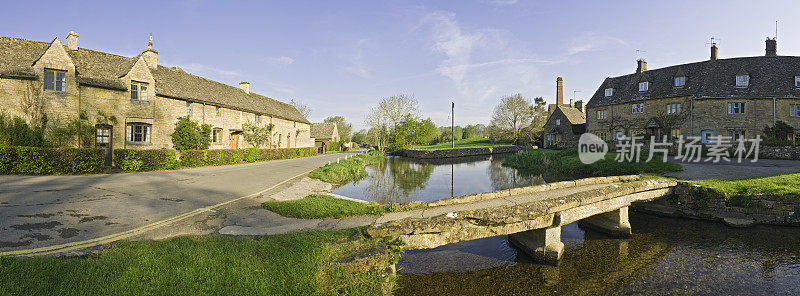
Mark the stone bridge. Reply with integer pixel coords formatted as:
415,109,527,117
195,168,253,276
365,176,676,264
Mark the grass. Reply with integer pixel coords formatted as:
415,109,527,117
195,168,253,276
309,150,385,184
691,172,800,196
263,195,402,219
503,148,683,181
0,229,401,296
412,138,514,150
325,150,342,154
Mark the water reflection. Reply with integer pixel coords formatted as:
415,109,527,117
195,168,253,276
332,154,547,203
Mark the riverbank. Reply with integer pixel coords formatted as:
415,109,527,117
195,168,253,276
503,148,682,180
403,145,523,159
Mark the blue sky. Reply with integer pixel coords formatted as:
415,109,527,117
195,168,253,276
2,0,799,130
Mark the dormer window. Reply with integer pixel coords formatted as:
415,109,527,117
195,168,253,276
604,88,613,97
795,76,800,88
44,69,66,92
639,81,649,92
555,118,561,126
735,75,749,88
131,81,148,101
674,76,685,88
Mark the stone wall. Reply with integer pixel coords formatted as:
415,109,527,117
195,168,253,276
403,146,523,159
634,182,800,227
759,145,800,160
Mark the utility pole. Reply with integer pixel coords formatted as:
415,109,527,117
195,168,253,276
451,102,455,149
349,123,352,150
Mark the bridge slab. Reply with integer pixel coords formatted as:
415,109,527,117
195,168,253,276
578,206,632,237
508,225,564,265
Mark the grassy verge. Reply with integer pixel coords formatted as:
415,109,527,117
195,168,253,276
309,150,384,184
690,172,800,196
503,148,682,181
412,138,514,150
263,195,402,219
0,229,401,296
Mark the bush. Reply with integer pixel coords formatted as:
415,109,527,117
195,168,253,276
243,148,261,163
0,146,104,175
114,149,178,172
171,117,212,151
179,150,207,167
0,114,48,147
205,149,243,166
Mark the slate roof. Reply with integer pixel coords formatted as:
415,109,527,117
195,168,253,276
0,36,309,124
558,105,586,124
587,55,800,108
310,123,338,140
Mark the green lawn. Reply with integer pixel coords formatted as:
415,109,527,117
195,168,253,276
0,229,399,296
263,195,402,219
691,172,800,196
503,148,682,181
412,138,514,150
308,150,384,185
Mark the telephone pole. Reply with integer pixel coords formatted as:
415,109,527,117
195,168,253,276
451,102,455,149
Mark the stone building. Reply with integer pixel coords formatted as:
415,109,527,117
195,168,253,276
543,77,586,148
0,32,313,156
310,122,339,153
586,38,800,145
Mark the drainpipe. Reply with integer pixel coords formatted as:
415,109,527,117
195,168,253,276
690,97,694,136
773,97,777,125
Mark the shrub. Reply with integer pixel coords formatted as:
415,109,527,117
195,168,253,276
0,114,48,147
206,149,243,166
114,149,178,171
243,148,261,163
171,117,212,151
180,150,207,167
0,146,104,175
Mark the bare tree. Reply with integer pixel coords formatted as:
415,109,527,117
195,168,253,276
289,99,312,119
365,93,420,150
489,94,534,142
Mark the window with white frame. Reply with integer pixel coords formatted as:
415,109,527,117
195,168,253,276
44,69,66,92
185,101,192,116
212,128,223,143
639,81,649,92
728,129,747,141
666,103,681,114
596,109,607,120
790,104,800,117
674,76,685,88
555,118,561,126
215,106,221,116
795,76,800,88
631,103,644,114
255,114,261,123
126,123,150,143
735,75,749,88
728,102,746,114
130,81,148,101
604,88,613,97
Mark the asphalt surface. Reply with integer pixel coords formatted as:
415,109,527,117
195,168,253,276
0,151,359,254
665,157,800,180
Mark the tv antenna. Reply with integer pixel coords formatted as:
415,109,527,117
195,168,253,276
775,20,779,40
635,49,647,60
707,37,721,46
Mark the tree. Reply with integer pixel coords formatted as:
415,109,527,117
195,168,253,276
352,129,368,145
388,115,438,151
438,126,462,143
365,93,420,150
242,121,275,149
289,99,312,119
527,97,548,134
171,117,212,150
763,121,794,146
489,94,535,142
323,116,352,142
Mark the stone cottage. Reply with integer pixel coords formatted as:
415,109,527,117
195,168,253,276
586,38,800,144
0,32,314,157
310,122,339,153
543,77,586,148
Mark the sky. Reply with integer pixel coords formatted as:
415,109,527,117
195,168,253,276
3,0,800,130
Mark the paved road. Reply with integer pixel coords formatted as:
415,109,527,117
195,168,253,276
0,151,360,255
665,157,800,180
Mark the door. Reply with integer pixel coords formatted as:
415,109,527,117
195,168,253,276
95,125,112,166
701,130,714,144
230,133,239,149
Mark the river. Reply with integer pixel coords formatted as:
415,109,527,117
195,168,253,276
333,154,800,295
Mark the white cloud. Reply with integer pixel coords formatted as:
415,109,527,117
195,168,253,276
181,62,241,77
267,56,295,65
567,33,629,55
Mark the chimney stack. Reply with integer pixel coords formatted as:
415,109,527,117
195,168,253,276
239,82,250,94
574,100,583,112
556,77,564,106
636,59,647,74
141,35,158,70
66,31,79,51
766,37,777,57
710,44,718,60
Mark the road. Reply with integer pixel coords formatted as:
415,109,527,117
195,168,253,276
665,157,800,180
0,151,359,255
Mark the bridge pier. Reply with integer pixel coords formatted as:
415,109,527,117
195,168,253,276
508,225,564,265
578,206,632,238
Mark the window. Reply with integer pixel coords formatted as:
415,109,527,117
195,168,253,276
44,69,66,91
728,102,745,114
255,114,261,123
728,129,747,141
631,103,644,114
631,129,645,136
674,76,685,88
671,129,681,139
795,76,800,88
701,130,715,144
604,88,613,97
791,104,800,117
795,132,800,145
639,81,649,92
555,118,561,126
666,103,682,114
96,127,110,144
735,75,749,88
130,81,148,101
596,131,608,141
212,128,223,143
186,102,192,116
215,106,221,116
126,123,150,143
596,109,607,120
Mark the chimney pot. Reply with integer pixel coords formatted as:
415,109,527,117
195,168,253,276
66,31,79,51
141,36,158,70
239,82,250,94
766,37,777,57
636,59,647,74
711,44,718,60
556,77,564,106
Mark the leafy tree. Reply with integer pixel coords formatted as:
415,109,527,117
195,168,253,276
489,94,535,142
365,93,420,150
323,116,352,142
0,113,48,147
388,115,439,151
171,116,212,150
352,129,368,145
763,121,794,146
242,121,275,149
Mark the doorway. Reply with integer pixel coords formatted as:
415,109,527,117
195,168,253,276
95,125,112,166
230,132,241,149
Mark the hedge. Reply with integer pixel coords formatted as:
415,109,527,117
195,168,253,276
0,146,104,175
113,149,179,172
176,147,316,168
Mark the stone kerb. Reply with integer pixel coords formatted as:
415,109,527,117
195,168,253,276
403,146,523,159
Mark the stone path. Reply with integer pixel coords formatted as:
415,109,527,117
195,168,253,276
666,157,800,180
